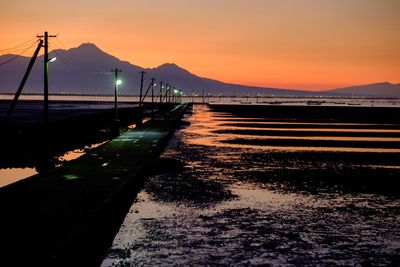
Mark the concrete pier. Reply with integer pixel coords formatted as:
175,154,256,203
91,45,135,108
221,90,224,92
0,103,190,267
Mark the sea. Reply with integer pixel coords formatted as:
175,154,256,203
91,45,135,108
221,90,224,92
100,104,400,266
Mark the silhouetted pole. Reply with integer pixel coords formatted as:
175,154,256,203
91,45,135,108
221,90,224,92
2,40,43,128
110,68,122,136
151,78,155,118
165,84,169,103
139,70,146,107
44,32,49,127
36,31,56,172
112,68,122,121
159,81,163,103
151,78,155,104
37,31,56,128
137,70,146,125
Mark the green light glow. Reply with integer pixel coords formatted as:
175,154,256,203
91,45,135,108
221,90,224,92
62,174,79,180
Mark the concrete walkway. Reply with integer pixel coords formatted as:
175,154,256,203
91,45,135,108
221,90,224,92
0,103,189,267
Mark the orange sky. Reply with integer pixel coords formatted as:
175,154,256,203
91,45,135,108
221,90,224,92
1,0,399,90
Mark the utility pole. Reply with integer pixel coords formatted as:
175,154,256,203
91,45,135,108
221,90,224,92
159,81,163,103
151,78,155,104
137,70,146,125
111,68,122,121
2,40,43,128
36,31,56,172
139,70,146,107
37,31,56,128
111,68,122,136
151,78,155,118
165,83,169,103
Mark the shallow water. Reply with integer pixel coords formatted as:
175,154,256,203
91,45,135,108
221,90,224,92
0,168,37,188
102,105,400,266
0,141,108,188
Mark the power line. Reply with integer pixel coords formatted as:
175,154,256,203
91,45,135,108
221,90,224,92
0,42,38,55
54,36,104,74
50,40,112,76
51,39,86,69
0,40,39,66
0,37,38,52
49,40,115,96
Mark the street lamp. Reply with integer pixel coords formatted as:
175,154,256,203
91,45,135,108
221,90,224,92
114,79,122,120
111,68,122,136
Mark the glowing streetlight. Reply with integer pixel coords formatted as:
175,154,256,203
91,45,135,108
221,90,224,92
111,68,122,135
114,78,122,120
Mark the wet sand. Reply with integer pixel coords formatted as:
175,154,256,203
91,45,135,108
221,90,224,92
102,104,400,266
209,103,400,123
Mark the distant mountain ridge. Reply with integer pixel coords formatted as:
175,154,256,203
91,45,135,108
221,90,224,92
0,42,399,97
324,82,400,97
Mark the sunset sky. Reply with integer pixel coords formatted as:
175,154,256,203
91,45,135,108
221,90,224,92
0,0,399,90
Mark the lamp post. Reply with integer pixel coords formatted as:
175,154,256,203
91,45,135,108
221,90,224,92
159,81,163,103
111,68,122,136
173,88,179,103
115,79,122,120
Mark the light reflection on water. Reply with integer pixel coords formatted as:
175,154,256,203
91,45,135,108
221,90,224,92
57,141,108,162
102,104,400,266
0,168,37,188
0,141,108,188
183,106,400,153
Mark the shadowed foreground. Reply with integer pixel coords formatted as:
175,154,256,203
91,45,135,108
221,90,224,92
0,103,189,267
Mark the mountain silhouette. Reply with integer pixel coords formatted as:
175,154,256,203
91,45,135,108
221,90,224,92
0,43,398,97
324,82,400,97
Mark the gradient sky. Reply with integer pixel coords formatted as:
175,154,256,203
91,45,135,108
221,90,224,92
1,0,399,90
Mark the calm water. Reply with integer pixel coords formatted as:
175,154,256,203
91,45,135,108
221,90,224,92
102,105,400,266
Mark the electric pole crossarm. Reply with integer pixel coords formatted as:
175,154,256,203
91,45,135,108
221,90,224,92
36,32,57,128
2,40,44,128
